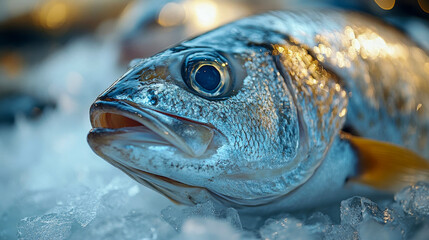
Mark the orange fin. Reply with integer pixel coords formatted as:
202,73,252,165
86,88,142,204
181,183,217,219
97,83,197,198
341,132,429,192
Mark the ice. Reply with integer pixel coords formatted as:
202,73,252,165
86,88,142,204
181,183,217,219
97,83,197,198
303,212,332,236
323,224,358,240
395,181,429,217
258,212,335,240
17,214,73,240
357,220,401,240
259,217,315,240
339,196,416,239
177,218,251,240
161,201,242,231
340,196,385,226
70,211,175,240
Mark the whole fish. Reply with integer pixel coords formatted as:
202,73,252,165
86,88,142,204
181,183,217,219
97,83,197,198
88,10,429,213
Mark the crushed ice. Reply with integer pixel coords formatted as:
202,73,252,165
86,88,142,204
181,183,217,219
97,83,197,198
0,36,428,240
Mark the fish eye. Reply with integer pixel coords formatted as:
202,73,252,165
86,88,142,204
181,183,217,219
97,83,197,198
182,51,232,99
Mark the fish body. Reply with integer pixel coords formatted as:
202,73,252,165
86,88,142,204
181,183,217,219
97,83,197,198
88,10,429,214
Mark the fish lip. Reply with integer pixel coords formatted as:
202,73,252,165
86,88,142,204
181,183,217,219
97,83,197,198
88,99,216,157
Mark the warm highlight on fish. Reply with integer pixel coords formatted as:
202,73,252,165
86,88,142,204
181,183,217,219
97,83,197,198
88,10,429,214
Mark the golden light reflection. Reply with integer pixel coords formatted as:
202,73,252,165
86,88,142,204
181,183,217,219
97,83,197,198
418,0,429,13
352,39,361,51
344,26,355,39
36,0,70,29
272,45,286,55
335,84,341,92
416,103,422,111
357,33,388,59
339,108,347,118
158,2,186,27
425,62,429,75
374,0,395,10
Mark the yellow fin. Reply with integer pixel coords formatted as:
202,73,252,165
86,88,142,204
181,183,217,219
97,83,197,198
341,132,429,192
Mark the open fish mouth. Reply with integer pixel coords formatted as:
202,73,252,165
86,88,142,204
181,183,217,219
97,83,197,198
87,99,220,204
88,100,215,158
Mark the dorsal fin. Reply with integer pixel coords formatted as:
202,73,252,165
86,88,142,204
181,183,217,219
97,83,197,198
341,132,429,192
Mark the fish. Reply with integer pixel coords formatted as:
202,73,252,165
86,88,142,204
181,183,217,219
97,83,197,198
87,10,429,214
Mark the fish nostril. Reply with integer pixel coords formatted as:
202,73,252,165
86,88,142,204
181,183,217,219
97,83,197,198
149,96,158,105
147,89,158,106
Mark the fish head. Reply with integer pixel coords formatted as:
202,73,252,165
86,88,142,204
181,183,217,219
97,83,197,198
88,23,311,208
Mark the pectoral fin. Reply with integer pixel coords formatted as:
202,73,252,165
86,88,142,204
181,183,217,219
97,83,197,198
341,132,429,192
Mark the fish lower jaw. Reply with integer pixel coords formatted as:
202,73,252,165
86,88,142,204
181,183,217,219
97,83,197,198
99,152,214,205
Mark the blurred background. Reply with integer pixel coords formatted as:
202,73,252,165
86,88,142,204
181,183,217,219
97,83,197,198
0,0,428,124
0,0,428,239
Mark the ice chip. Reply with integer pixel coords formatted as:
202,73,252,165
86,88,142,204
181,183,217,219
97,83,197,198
17,213,73,240
68,190,101,227
184,200,217,217
121,211,175,240
304,212,332,235
395,182,429,217
161,201,243,233
161,205,185,231
224,207,243,230
340,196,415,239
161,201,233,231
358,219,401,240
324,224,358,240
259,217,315,240
177,217,248,240
340,196,385,226
72,210,175,240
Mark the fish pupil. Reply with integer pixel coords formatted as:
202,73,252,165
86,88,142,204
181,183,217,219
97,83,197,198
195,65,220,91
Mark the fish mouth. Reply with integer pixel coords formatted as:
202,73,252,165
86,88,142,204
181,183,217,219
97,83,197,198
88,100,215,158
87,99,220,204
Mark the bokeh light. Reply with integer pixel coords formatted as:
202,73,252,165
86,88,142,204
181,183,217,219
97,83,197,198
374,0,395,10
158,2,186,27
418,0,429,13
186,0,218,29
35,0,71,30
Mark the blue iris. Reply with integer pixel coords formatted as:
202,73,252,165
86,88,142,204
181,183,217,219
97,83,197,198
182,51,232,98
195,65,220,91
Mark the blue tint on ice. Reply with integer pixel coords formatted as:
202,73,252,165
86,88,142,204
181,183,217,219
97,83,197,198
0,37,428,240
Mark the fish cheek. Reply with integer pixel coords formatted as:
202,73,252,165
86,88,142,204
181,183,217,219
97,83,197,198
277,99,300,161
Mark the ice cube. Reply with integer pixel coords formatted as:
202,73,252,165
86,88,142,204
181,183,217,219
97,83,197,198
161,201,242,231
224,207,242,230
357,219,401,240
324,224,358,240
17,213,73,240
395,182,429,217
340,196,415,239
259,217,315,240
340,196,384,226
70,210,175,240
177,217,249,240
122,211,175,240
